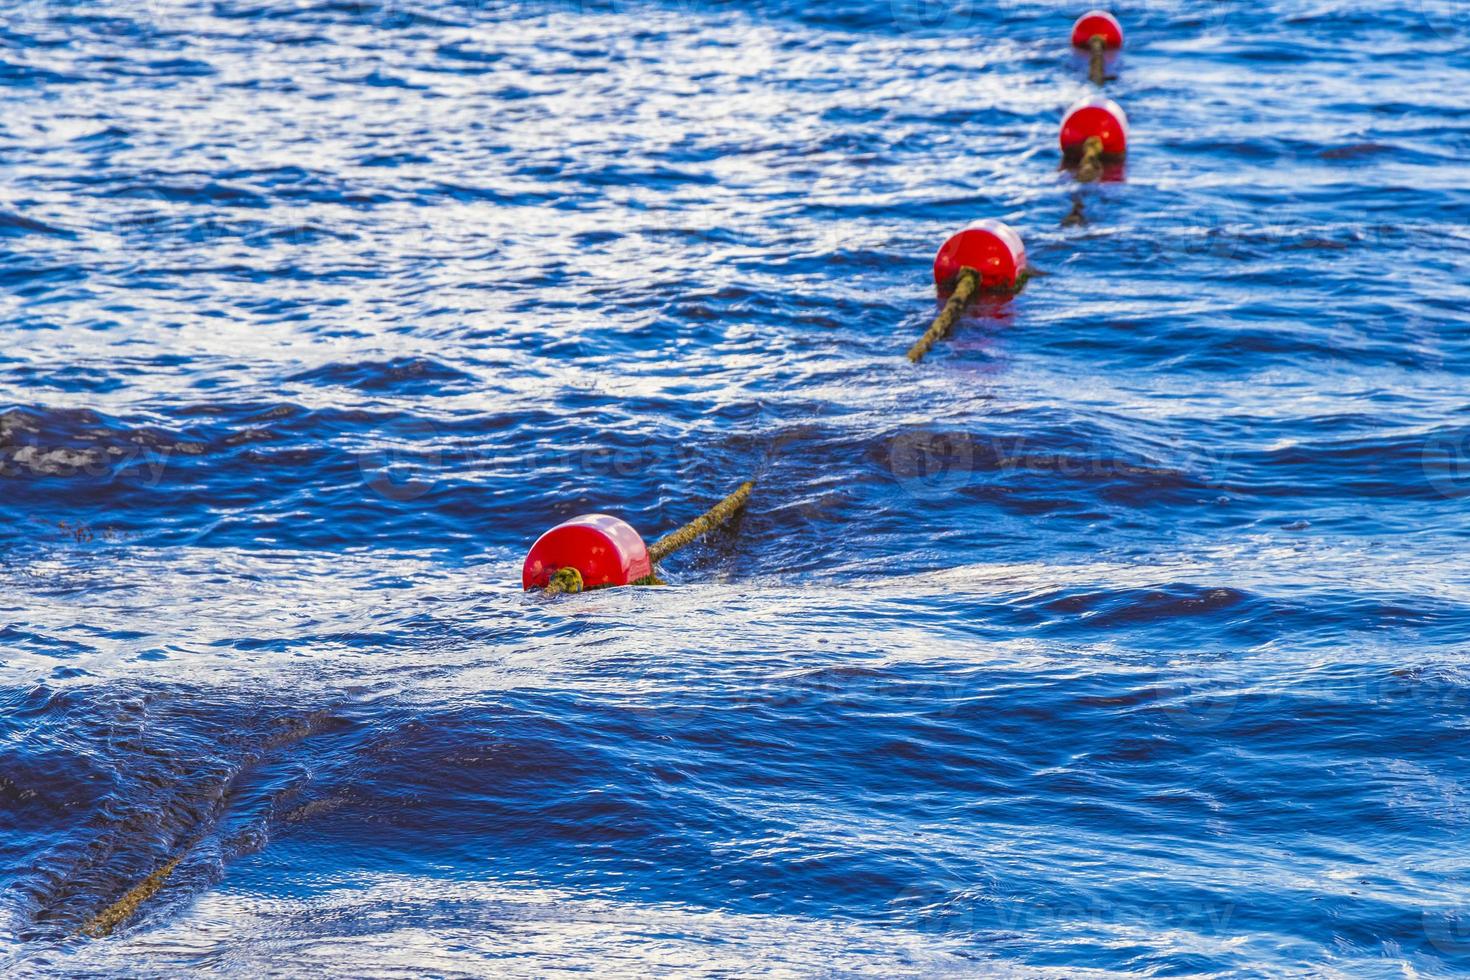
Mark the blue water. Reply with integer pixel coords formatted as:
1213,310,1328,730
2,0,1469,974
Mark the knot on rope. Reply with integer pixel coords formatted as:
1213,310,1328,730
648,479,755,564
1074,135,1105,183
543,566,584,596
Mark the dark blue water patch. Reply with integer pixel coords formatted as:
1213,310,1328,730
0,626,95,660
433,40,507,66
102,57,217,78
6,367,127,395
101,179,271,209
349,68,428,89
0,58,75,86
0,212,77,239
357,150,432,166
285,357,476,393
208,0,420,26
0,261,91,297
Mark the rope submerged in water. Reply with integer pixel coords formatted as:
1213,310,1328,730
79,849,189,938
906,267,980,364
71,711,337,940
1062,193,1087,227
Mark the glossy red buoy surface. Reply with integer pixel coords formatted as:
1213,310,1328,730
1071,10,1123,48
933,219,1027,293
1060,96,1129,155
522,513,651,590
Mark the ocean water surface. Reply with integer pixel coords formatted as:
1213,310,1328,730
2,0,1469,975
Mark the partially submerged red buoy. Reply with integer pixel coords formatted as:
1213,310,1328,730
1071,10,1123,48
522,513,651,591
1060,95,1129,156
932,219,1027,295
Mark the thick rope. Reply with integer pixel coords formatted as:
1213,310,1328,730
543,566,584,596
79,849,188,938
906,267,979,364
647,480,755,564
1088,34,1107,85
1075,135,1105,183
539,482,753,594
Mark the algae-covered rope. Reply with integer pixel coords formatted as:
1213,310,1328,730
648,480,755,564
1088,35,1108,85
79,847,190,938
543,566,584,596
536,481,754,595
906,267,979,364
1075,135,1105,183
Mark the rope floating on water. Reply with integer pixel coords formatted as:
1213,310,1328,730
1075,135,1105,183
909,220,1029,362
648,479,755,565
1088,35,1108,85
907,267,979,364
523,480,755,593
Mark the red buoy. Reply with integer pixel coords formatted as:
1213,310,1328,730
1071,10,1123,48
932,219,1026,294
522,514,651,591
1060,96,1129,156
